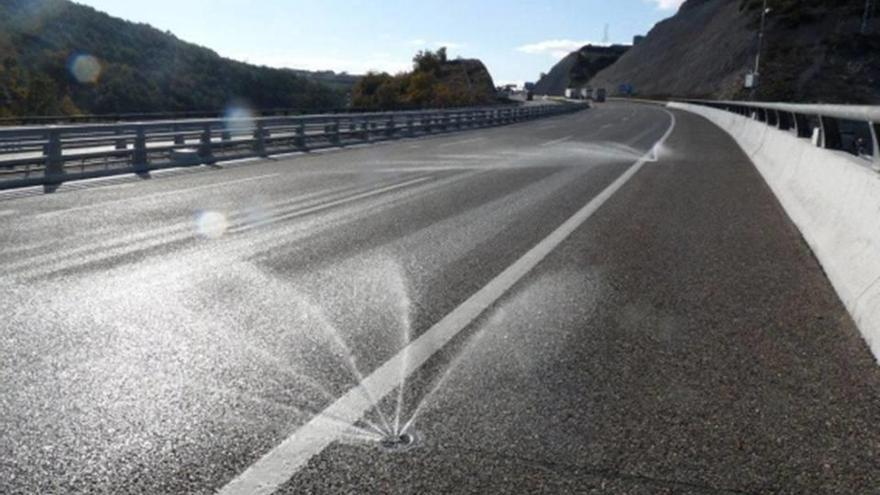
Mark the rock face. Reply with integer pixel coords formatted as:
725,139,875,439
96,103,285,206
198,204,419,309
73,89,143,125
588,0,880,103
534,45,630,96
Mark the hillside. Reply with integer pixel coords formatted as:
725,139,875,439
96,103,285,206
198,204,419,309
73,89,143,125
0,0,350,118
351,48,498,110
588,0,880,103
534,45,630,96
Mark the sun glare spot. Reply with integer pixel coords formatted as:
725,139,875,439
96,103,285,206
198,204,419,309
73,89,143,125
223,101,256,136
68,54,102,84
195,211,229,239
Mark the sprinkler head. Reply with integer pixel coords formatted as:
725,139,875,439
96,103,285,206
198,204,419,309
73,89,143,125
379,431,418,452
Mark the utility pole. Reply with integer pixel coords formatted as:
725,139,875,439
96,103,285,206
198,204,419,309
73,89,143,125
747,0,770,99
754,0,769,77
863,0,875,34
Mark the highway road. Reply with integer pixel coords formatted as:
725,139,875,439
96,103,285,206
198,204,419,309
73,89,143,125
1,102,879,494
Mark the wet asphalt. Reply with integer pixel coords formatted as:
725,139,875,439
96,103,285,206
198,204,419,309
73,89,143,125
1,102,878,494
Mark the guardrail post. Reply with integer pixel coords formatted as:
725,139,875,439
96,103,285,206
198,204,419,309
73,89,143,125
173,125,185,145
44,128,64,182
115,128,126,150
199,124,215,164
820,116,842,150
133,127,148,171
407,117,415,137
330,119,341,145
385,116,395,137
253,121,267,156
422,115,432,133
794,113,811,138
295,122,307,150
360,118,370,142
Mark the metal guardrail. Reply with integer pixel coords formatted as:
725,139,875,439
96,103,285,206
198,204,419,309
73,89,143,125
682,99,880,170
0,103,582,189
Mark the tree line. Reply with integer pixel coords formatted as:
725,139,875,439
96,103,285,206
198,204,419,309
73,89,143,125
351,48,498,111
0,0,348,119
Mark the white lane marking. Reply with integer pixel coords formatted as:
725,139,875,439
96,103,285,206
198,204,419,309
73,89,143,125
34,173,280,219
0,209,16,217
600,123,613,129
540,136,573,147
437,137,485,148
217,108,677,495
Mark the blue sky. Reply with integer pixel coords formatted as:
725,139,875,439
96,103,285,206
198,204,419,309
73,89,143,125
74,0,684,86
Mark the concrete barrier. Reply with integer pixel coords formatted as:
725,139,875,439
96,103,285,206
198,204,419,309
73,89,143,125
669,102,880,362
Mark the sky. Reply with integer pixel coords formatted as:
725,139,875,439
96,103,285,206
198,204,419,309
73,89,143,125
74,0,685,86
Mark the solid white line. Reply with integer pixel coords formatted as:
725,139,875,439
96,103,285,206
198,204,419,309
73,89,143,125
217,109,677,495
0,209,16,218
540,136,573,147
34,173,280,219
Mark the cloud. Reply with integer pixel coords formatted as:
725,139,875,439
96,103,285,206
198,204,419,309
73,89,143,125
516,39,605,59
646,0,685,10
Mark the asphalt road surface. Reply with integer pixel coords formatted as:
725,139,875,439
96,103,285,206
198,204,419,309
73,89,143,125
2,102,879,494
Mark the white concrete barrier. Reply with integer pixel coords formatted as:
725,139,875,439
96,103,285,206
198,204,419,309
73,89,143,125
669,101,880,363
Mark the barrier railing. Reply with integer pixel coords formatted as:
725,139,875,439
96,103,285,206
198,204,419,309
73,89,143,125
682,99,880,170
0,103,582,189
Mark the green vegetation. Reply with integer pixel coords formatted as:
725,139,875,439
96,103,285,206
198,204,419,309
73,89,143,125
0,0,349,118
351,48,497,110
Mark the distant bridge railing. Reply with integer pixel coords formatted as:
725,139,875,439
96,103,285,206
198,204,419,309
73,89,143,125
682,99,880,170
0,103,581,190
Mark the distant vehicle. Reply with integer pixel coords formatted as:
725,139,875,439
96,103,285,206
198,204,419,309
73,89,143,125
595,88,607,102
579,88,591,99
564,88,577,99
526,91,534,101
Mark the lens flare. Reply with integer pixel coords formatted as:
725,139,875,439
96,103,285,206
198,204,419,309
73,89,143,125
68,54,102,84
223,101,256,136
195,211,229,239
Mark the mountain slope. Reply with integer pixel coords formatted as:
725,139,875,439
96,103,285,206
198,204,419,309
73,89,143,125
588,0,880,103
534,45,629,96
0,0,349,118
